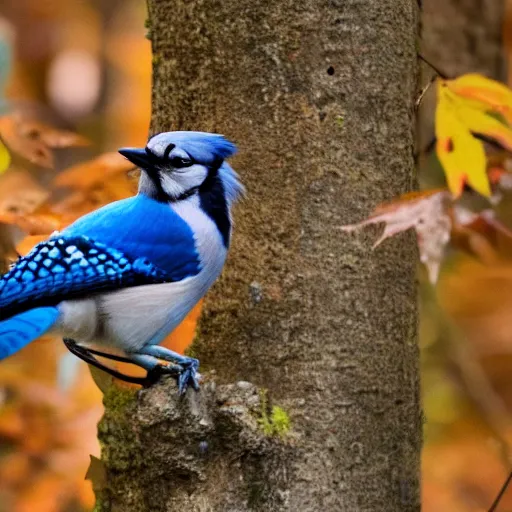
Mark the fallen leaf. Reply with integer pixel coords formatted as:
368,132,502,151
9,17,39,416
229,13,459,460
0,453,31,486
0,168,48,215
15,473,69,512
0,405,24,439
341,190,452,283
0,114,53,168
0,113,88,169
0,211,61,235
17,119,89,149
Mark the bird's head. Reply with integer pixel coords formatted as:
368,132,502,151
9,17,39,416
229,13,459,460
119,131,243,204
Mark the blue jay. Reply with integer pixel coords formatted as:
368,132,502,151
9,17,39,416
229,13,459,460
0,131,244,392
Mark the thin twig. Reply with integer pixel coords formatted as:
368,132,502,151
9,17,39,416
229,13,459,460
416,73,438,109
418,53,450,79
489,470,512,512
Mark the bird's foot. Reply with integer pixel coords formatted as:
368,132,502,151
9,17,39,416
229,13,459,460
144,362,183,387
177,357,200,394
144,359,200,393
134,345,201,394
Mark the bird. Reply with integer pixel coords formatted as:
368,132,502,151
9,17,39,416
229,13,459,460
0,131,244,393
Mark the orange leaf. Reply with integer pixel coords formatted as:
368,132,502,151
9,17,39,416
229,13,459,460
0,406,24,439
16,119,89,149
342,190,452,283
0,453,31,486
54,152,135,190
0,114,53,168
0,212,61,235
0,169,48,216
16,235,48,256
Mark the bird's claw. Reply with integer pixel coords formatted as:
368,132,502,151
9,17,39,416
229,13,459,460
144,362,181,387
62,338,201,393
177,357,200,394
145,358,200,394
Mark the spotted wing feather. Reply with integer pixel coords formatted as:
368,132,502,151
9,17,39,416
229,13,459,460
0,235,171,319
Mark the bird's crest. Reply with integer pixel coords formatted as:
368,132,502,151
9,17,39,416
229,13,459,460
148,131,237,165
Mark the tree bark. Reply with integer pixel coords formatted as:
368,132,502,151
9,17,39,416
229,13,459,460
96,1,421,511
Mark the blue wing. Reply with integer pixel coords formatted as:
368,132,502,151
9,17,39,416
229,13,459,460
62,194,200,278
0,195,201,319
0,235,172,319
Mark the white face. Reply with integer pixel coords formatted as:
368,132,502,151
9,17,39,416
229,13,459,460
145,141,209,200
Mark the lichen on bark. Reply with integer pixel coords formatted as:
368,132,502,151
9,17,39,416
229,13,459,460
95,378,294,511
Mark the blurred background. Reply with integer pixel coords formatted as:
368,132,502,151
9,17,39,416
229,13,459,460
0,1,199,510
0,0,510,511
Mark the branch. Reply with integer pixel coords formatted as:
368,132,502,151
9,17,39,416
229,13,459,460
93,377,293,511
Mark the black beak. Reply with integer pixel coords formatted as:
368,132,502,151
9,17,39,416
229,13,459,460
118,147,152,169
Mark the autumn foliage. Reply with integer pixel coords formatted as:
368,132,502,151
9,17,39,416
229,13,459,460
0,113,203,510
0,5,200,511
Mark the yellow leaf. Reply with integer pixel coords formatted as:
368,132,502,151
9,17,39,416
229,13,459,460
0,139,10,174
455,101,512,152
445,74,512,123
435,83,490,198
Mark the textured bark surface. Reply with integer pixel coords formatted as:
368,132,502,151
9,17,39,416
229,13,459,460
97,1,421,511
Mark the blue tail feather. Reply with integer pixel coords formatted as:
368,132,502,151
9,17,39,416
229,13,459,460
0,307,60,359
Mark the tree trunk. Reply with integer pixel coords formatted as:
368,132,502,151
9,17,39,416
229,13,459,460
96,1,421,511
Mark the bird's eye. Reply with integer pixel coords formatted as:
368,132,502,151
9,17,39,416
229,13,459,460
169,156,193,168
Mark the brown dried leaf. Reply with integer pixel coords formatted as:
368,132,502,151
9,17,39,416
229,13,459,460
0,169,48,215
54,152,135,190
341,190,452,283
85,455,106,491
0,114,53,168
455,207,512,238
17,119,89,149
0,212,61,235
0,113,88,169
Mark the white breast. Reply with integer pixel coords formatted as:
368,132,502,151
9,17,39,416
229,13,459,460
171,194,227,282
56,195,228,352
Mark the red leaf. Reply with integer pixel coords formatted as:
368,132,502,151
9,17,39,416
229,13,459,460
341,190,452,283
